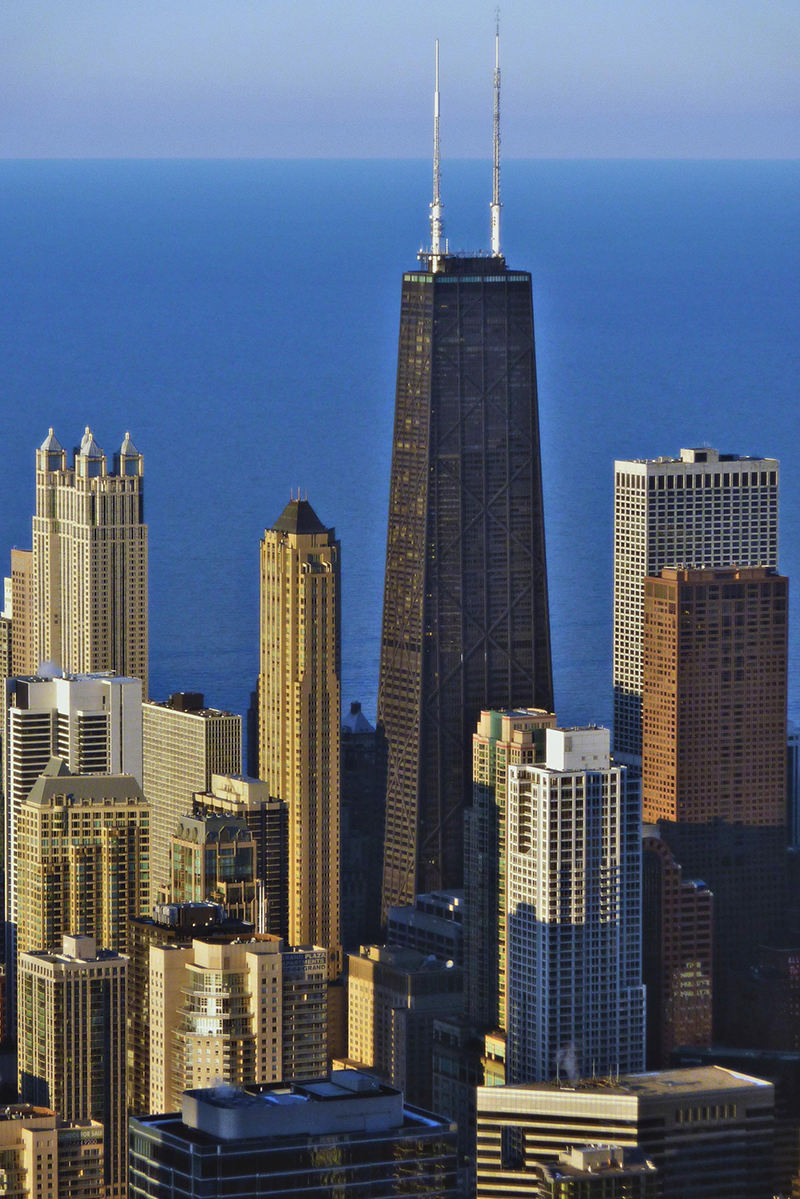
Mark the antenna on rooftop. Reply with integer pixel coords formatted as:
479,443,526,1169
430,40,444,271
490,9,502,257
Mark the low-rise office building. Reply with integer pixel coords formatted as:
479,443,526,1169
129,1071,458,1199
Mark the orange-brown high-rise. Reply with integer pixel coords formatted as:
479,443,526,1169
643,566,787,827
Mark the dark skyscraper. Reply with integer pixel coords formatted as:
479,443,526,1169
379,37,553,912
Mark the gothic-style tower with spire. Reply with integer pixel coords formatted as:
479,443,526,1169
32,427,148,692
378,32,553,914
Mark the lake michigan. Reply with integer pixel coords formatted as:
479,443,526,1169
0,159,798,737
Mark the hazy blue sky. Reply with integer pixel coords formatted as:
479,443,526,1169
3,0,799,158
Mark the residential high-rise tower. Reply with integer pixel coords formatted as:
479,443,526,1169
613,447,778,763
258,498,341,974
3,671,143,941
506,727,645,1083
33,427,148,693
19,935,128,1199
379,40,553,913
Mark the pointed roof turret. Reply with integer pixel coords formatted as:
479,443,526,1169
39,427,63,453
120,431,139,456
79,426,103,458
272,496,328,536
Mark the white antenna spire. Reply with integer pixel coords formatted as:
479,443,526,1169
490,10,502,257
430,40,444,271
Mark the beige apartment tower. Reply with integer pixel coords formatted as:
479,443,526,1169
33,427,148,693
10,547,36,676
15,760,149,960
0,1106,104,1199
143,693,242,904
258,497,341,974
148,935,327,1112
18,936,128,1199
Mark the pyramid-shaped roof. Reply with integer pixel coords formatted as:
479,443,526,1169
79,426,103,458
120,431,139,456
272,498,328,536
40,427,63,453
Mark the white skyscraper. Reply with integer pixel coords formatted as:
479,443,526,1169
613,447,778,762
3,671,143,937
505,726,645,1084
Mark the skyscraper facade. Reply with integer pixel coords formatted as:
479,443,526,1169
465,707,556,1031
169,812,256,923
642,566,787,827
258,498,341,973
33,427,148,693
642,832,713,1068
143,693,242,905
613,447,778,762
16,761,149,960
642,565,789,1035
18,935,128,1199
505,727,645,1083
3,671,143,938
379,253,553,913
148,935,328,1111
195,774,288,938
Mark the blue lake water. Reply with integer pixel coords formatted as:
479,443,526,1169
0,159,798,733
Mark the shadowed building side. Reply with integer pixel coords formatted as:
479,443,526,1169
379,256,553,914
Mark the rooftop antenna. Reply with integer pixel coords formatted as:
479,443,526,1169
490,9,502,257
430,40,444,271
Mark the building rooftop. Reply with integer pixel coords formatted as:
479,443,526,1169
25,762,145,808
503,1065,772,1099
272,497,329,536
145,695,237,719
39,428,63,453
616,447,777,467
175,1071,452,1143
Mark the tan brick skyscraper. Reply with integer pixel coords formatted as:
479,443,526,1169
33,427,148,692
642,565,789,1038
642,566,787,826
259,497,341,976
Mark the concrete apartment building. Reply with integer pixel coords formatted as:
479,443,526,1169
613,447,778,763
476,1066,775,1199
16,760,149,959
142,693,241,904
148,935,327,1112
126,904,254,1117
32,427,148,693
505,726,645,1084
0,1105,104,1199
347,944,464,1110
129,1071,458,1199
3,670,142,1019
258,497,341,975
18,936,127,1199
465,708,556,1034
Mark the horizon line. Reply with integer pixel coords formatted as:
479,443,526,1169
1,154,798,163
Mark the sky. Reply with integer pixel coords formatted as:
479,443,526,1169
2,0,799,158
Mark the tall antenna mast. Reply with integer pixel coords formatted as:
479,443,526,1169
430,40,444,271
490,10,502,257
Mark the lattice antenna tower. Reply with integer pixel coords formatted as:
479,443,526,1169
490,10,502,256
430,40,444,270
